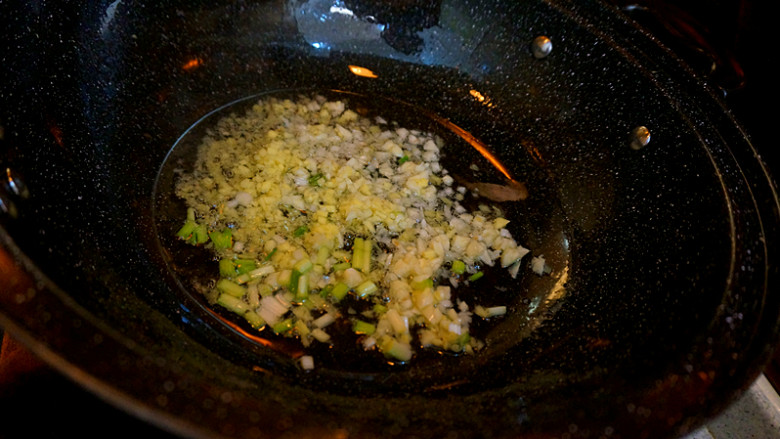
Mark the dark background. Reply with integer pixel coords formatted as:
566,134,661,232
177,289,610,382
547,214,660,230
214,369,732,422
0,1,777,438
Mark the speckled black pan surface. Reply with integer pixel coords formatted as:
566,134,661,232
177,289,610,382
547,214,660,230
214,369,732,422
1,1,779,438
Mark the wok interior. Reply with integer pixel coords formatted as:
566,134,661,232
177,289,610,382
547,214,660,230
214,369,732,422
1,0,775,437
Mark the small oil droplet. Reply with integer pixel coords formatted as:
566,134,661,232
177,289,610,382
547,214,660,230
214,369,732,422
532,35,553,59
630,126,651,150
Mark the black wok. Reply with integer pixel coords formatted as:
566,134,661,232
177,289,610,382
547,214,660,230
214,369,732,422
1,0,779,438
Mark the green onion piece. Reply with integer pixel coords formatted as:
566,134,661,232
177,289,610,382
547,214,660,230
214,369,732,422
272,318,293,334
330,282,350,301
290,260,312,300
307,294,326,309
380,339,412,362
289,270,302,295
247,265,275,280
295,319,311,337
293,225,308,237
360,239,372,273
234,259,257,275
296,273,309,301
353,319,376,335
176,221,198,240
294,258,313,274
398,155,410,165
209,228,233,249
319,284,333,298
308,172,325,186
355,280,378,298
190,224,209,245
258,284,273,298
316,246,330,266
277,269,292,288
217,295,265,328
216,293,249,314
372,303,387,314
331,262,351,272
451,260,466,275
216,279,246,298
243,310,266,329
468,271,484,282
351,238,364,272
219,259,236,278
456,332,471,347
411,278,433,291
265,247,278,261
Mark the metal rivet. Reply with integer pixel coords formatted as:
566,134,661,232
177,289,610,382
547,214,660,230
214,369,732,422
630,126,651,150
532,35,553,59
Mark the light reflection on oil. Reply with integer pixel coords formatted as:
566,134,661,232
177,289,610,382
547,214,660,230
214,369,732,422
182,58,203,71
469,89,494,108
428,113,513,181
348,65,378,78
523,265,569,331
207,306,306,358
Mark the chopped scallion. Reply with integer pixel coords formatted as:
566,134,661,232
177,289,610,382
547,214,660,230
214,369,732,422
219,259,236,278
272,318,293,334
258,284,273,298
380,338,412,362
294,258,313,274
216,279,246,298
351,238,364,272
355,280,378,297
331,262,351,272
330,282,350,301
295,319,311,337
468,271,484,282
353,319,376,335
234,259,257,275
243,310,265,329
316,246,330,265
360,238,372,273
176,221,198,240
296,273,309,301
216,293,249,314
308,172,325,186
190,224,209,245
289,270,301,295
209,228,233,249
217,294,265,328
411,278,433,291
319,284,333,298
451,260,466,275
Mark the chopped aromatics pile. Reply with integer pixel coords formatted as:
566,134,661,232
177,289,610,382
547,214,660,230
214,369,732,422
174,94,533,365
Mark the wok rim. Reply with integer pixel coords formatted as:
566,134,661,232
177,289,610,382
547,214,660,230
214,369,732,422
2,0,780,437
